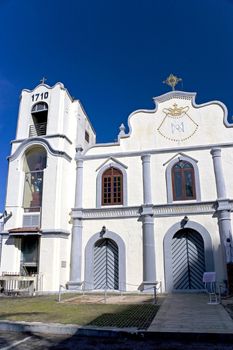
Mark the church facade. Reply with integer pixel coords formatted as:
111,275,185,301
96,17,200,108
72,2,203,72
1,81,233,293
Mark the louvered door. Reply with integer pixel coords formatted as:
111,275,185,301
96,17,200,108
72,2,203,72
94,238,119,290
172,229,205,290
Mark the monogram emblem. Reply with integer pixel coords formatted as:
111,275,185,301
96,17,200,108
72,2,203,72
171,122,184,134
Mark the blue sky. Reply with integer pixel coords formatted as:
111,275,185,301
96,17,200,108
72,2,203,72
0,0,233,211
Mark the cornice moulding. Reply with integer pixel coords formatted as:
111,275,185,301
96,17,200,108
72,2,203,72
72,201,220,220
81,142,233,161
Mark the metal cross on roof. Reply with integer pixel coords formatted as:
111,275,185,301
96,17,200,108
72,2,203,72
163,74,182,91
40,77,47,84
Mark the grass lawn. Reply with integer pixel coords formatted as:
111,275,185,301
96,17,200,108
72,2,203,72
0,295,159,329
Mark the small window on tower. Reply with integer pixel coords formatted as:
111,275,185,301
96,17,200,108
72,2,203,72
85,131,90,143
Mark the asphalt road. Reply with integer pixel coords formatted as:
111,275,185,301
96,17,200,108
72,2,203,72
0,332,233,350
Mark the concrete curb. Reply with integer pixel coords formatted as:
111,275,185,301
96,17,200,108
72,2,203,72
0,320,138,336
1,320,233,344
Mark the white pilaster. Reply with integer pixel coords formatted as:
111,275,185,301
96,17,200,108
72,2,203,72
68,148,84,289
210,148,227,199
141,154,152,205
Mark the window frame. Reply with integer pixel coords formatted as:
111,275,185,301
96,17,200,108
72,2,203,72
96,162,128,208
101,167,123,206
172,161,196,201
31,102,48,113
166,155,201,203
30,102,48,137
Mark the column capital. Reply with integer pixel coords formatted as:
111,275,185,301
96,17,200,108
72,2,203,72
76,159,84,171
216,199,231,212
71,216,83,226
140,204,154,217
75,157,84,165
141,153,151,162
71,209,83,219
210,148,221,157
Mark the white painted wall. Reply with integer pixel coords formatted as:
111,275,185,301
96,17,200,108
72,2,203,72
2,86,233,292
0,236,21,274
80,91,233,292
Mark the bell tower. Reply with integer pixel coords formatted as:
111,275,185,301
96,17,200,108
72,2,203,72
1,81,96,291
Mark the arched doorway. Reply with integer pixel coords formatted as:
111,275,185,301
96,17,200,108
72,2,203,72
172,228,205,290
94,238,119,290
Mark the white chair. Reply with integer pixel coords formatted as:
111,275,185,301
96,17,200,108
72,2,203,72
203,272,219,304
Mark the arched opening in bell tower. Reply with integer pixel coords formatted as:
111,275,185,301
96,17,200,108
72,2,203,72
30,102,48,136
23,146,47,212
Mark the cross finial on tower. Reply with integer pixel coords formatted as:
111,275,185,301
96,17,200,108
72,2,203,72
40,77,47,84
163,74,182,91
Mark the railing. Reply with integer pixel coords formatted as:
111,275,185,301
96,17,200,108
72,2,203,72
58,280,162,304
0,273,43,295
23,212,41,227
0,275,36,295
29,122,47,137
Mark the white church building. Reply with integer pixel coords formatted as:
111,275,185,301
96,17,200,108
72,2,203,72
1,78,233,293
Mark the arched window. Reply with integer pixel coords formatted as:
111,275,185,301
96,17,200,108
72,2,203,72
102,167,123,205
31,102,48,113
172,161,196,201
23,146,47,211
30,102,48,137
